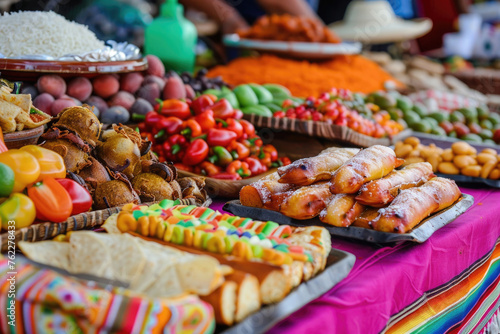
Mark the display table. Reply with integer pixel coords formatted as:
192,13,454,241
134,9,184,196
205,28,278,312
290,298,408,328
211,187,500,333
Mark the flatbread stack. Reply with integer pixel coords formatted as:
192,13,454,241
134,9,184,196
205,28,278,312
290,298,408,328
18,231,225,298
0,84,51,133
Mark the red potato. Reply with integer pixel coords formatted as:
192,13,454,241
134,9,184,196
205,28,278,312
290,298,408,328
143,75,166,90
137,83,160,105
37,75,66,98
145,54,165,77
85,95,108,113
163,76,186,100
92,74,119,99
33,93,55,114
51,97,78,116
66,77,92,101
120,72,144,94
109,91,135,110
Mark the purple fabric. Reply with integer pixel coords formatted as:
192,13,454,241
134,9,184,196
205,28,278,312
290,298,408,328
209,187,500,333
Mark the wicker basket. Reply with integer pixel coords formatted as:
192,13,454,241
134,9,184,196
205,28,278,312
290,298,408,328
1,197,211,253
244,114,411,147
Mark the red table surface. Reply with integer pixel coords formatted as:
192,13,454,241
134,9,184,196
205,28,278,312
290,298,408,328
210,187,500,333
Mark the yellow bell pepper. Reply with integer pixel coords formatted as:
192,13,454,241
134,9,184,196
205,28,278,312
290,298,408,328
20,145,66,181
0,150,40,193
0,193,36,230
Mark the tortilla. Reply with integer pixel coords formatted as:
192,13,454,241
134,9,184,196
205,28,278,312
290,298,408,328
18,241,70,271
0,99,21,133
101,214,121,235
0,90,51,131
69,232,112,277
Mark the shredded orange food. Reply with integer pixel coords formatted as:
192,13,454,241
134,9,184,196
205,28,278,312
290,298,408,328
207,55,401,97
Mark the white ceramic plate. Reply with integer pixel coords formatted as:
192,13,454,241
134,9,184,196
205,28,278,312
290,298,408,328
223,34,362,60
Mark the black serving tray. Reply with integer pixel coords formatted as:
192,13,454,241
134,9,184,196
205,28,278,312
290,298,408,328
218,248,355,334
436,173,500,188
223,194,474,244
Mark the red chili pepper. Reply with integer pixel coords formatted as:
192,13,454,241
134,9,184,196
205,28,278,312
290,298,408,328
259,151,272,167
163,134,187,161
211,172,242,180
181,119,203,138
217,118,244,139
244,157,267,175
194,110,216,132
182,139,209,166
233,109,243,120
55,178,92,216
280,157,291,166
141,132,154,142
145,111,163,129
206,99,234,119
239,119,255,137
156,116,183,135
27,177,73,223
262,144,278,162
156,99,192,119
191,95,215,115
226,160,251,178
199,161,222,176
174,163,194,173
206,128,237,147
227,141,250,160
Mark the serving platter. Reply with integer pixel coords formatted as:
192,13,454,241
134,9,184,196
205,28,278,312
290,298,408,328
0,58,148,80
224,194,474,244
21,244,355,334
178,168,276,198
244,113,412,147
436,173,500,188
223,34,362,60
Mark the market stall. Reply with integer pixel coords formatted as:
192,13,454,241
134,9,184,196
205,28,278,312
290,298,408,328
1,0,500,333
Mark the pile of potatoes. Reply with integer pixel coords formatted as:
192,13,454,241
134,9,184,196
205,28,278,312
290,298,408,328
395,136,500,180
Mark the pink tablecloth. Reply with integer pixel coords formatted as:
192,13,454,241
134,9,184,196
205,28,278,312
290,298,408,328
210,187,500,334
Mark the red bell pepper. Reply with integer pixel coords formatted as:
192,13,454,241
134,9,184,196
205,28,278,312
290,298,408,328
195,110,216,132
239,119,256,137
156,99,191,119
217,118,244,139
227,141,250,160
207,128,237,147
182,139,209,166
55,178,92,215
262,144,278,162
199,161,222,176
191,95,215,115
163,134,187,161
157,116,183,135
181,119,203,138
206,99,234,119
226,161,251,178
211,172,242,180
233,109,243,120
244,157,267,175
0,130,7,153
145,111,163,130
27,177,73,223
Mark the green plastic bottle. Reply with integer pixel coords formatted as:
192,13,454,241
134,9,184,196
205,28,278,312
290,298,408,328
144,0,197,72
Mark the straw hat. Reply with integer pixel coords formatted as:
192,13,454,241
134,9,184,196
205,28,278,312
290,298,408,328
329,1,432,44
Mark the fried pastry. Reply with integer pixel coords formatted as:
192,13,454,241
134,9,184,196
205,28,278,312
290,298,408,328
330,145,404,194
355,162,435,207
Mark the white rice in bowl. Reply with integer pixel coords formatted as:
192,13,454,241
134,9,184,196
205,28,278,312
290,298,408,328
0,11,106,58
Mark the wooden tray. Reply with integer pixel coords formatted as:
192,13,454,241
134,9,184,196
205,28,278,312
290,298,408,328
0,197,210,253
178,169,276,198
3,125,44,149
224,194,474,244
244,114,412,147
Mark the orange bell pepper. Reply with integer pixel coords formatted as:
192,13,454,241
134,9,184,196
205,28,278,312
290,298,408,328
27,177,73,223
0,149,40,193
226,161,251,178
0,130,7,153
20,145,66,182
